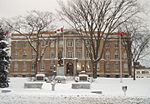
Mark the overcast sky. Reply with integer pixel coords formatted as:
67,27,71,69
0,0,60,18
0,0,150,26
0,0,150,17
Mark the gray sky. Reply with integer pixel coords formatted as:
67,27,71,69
0,0,59,18
0,0,150,18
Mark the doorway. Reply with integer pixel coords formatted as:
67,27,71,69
66,62,74,76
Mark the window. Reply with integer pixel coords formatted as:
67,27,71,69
50,40,55,47
115,62,120,71
77,63,81,71
97,63,100,71
31,63,35,71
85,40,90,47
124,63,128,71
59,40,63,47
58,50,63,59
85,51,90,59
106,63,110,71
41,51,45,59
22,62,27,71
15,41,18,48
76,50,82,59
123,52,127,60
105,41,110,48
41,40,46,47
50,64,55,71
50,51,56,59
115,51,119,60
23,52,27,60
67,51,73,58
136,71,140,74
41,62,45,70
32,52,36,59
114,41,119,48
15,52,18,59
67,40,73,47
76,39,81,47
86,62,90,71
22,41,27,48
14,62,18,71
142,71,149,74
105,51,110,60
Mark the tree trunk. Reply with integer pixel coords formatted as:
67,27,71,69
93,61,97,78
128,58,132,76
133,65,136,80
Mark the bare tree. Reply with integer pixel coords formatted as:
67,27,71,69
6,10,55,75
121,19,150,80
59,0,140,78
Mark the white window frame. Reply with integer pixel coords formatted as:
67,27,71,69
22,62,27,71
106,63,110,71
76,50,82,59
67,39,73,47
67,51,73,58
14,62,18,71
76,39,81,47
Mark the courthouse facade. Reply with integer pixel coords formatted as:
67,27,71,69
10,29,130,77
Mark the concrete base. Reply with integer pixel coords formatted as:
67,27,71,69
72,82,91,89
24,82,43,89
1,88,12,93
55,76,66,84
91,91,102,94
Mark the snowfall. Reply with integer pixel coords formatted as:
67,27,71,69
0,77,150,104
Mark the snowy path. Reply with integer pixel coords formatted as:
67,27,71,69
0,94,150,104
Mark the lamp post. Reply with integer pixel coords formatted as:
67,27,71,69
119,35,123,83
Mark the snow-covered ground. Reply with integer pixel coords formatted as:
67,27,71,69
0,77,150,104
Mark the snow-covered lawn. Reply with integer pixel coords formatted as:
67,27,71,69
0,77,150,104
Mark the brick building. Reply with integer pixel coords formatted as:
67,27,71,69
10,29,130,77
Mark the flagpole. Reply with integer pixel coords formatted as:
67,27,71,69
63,27,65,66
119,35,123,83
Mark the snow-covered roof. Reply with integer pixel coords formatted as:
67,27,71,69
36,74,45,77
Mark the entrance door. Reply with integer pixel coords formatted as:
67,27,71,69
66,62,74,76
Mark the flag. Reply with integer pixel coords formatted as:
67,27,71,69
3,31,9,35
118,31,126,36
55,27,64,33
